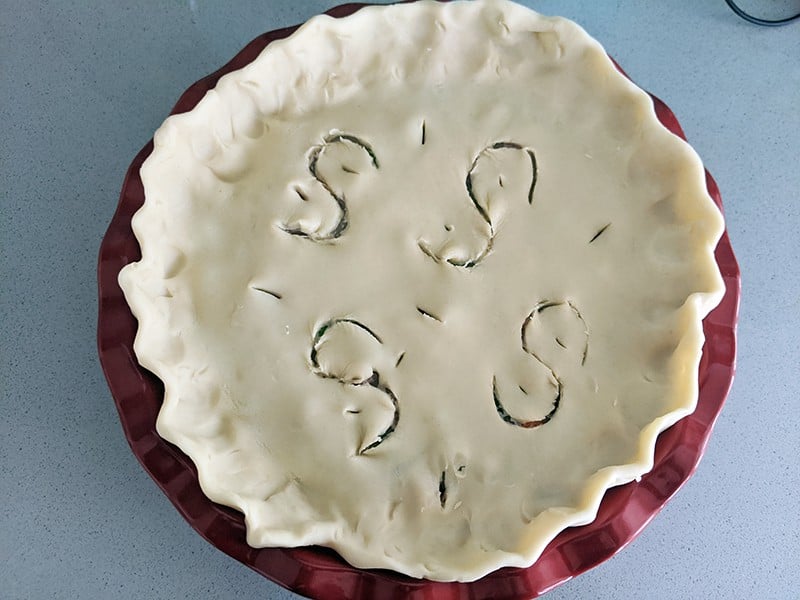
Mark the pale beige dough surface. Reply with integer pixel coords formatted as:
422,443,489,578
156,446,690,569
119,0,724,581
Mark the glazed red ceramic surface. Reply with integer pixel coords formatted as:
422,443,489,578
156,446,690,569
97,4,740,598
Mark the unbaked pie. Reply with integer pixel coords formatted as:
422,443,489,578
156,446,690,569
119,0,724,582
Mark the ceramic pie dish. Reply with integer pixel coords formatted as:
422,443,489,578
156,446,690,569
97,2,740,597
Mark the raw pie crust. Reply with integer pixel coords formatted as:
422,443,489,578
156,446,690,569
119,0,725,582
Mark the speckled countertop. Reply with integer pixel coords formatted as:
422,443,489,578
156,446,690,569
2,2,798,599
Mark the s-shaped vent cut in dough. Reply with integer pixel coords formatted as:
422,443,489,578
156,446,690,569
120,0,725,582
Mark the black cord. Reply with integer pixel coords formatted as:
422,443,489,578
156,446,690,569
724,0,800,26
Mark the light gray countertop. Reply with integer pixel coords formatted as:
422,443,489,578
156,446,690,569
2,1,798,598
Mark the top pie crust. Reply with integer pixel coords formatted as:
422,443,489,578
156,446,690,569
119,0,725,582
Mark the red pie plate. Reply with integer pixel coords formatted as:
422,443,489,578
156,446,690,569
97,3,740,598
